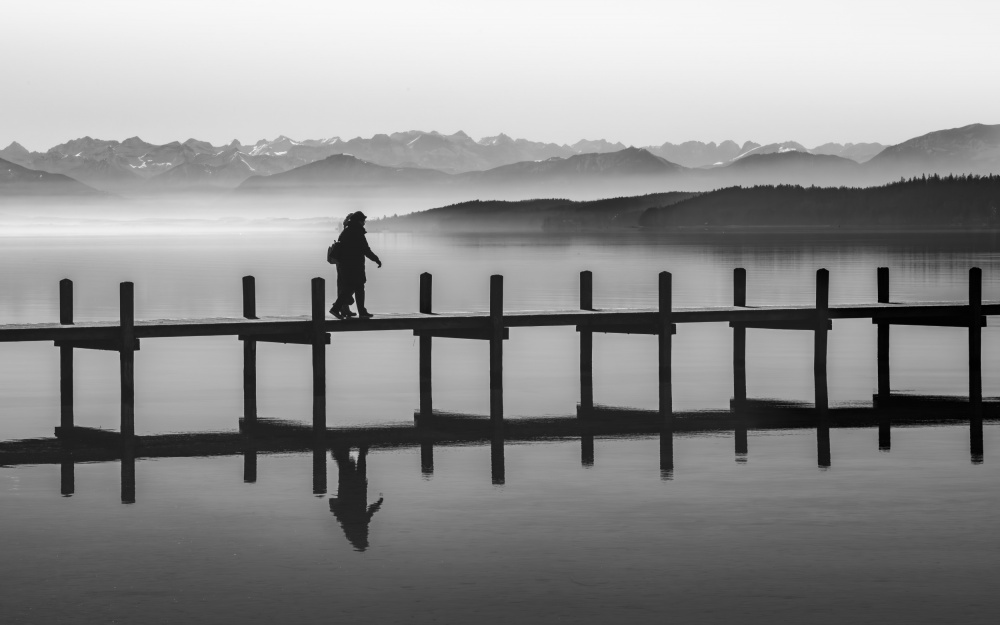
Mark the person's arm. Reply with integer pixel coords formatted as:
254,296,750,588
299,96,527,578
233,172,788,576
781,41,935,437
361,236,382,267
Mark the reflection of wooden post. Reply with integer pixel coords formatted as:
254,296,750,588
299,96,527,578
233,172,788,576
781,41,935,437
419,273,433,417
60,457,75,496
733,268,748,456
243,441,257,483
877,267,890,450
581,434,594,467
970,267,984,462
580,271,594,412
660,428,674,480
490,275,504,423
491,425,505,485
120,282,135,438
59,279,74,433
313,444,327,495
420,441,434,476
121,443,136,504
243,276,258,431
312,278,326,437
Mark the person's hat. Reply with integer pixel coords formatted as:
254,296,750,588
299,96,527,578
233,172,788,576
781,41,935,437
354,211,367,220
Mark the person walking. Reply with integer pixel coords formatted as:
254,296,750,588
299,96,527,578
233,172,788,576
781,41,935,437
330,211,382,319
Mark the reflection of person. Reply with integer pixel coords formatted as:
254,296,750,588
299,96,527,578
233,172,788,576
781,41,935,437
329,446,383,551
330,212,382,319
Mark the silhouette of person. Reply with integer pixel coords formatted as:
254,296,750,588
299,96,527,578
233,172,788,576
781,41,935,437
329,446,383,551
330,211,381,319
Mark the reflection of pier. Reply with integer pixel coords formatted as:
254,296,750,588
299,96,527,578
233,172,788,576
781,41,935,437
0,267,995,487
3,400,995,504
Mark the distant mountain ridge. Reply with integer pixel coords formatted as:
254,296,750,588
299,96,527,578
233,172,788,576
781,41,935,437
0,129,887,195
4,123,1000,198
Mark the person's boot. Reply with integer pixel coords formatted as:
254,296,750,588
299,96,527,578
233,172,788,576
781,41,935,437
357,308,373,318
330,303,347,320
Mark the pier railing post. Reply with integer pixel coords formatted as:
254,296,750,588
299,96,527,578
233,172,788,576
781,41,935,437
733,268,748,456
419,273,433,417
970,267,984,462
242,276,258,432
580,271,594,413
59,279,74,434
490,275,504,423
658,272,673,421
659,271,674,478
815,269,831,467
876,267,891,450
312,278,327,437
876,267,890,403
120,282,135,439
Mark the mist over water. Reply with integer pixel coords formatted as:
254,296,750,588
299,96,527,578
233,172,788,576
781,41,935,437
3,199,1000,624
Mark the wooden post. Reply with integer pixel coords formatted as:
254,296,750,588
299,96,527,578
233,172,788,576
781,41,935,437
419,273,433,417
659,272,673,421
120,282,135,438
242,276,258,432
876,267,891,449
313,444,327,495
970,267,984,462
815,269,831,468
733,268,748,455
969,267,983,419
121,443,136,504
876,267,890,402
59,279,74,433
420,441,434,476
60,457,75,496
659,271,674,479
490,275,504,423
312,278,327,437
814,269,829,416
580,271,594,413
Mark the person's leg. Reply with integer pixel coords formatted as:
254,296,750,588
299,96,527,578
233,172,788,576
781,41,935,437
356,284,371,317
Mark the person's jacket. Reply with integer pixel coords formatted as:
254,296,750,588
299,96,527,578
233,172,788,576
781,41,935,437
336,224,379,271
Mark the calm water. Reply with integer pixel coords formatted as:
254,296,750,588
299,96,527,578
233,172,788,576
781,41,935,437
2,227,1000,623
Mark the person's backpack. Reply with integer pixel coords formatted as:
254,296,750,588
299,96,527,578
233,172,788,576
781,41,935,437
326,241,340,265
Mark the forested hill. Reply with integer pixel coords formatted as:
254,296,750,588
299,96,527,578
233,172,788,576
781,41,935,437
639,175,1000,231
369,192,697,233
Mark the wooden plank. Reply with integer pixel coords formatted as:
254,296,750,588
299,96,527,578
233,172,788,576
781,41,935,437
730,320,833,331
55,339,140,351
414,328,509,340
239,334,330,345
873,316,986,327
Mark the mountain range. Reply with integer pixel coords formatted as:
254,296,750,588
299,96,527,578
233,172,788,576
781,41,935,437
2,123,998,199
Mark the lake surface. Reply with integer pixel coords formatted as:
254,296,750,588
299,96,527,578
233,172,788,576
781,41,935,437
2,224,1000,623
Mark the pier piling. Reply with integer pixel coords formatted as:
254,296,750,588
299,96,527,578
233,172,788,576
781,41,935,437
580,271,594,412
59,279,74,433
490,275,504,423
311,278,327,436
733,268,748,456
419,273,433,417
242,276,258,431
120,282,135,438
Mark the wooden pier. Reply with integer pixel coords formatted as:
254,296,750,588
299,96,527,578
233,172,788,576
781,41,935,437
0,267,994,462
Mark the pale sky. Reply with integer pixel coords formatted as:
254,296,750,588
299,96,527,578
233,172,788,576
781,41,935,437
2,0,998,151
